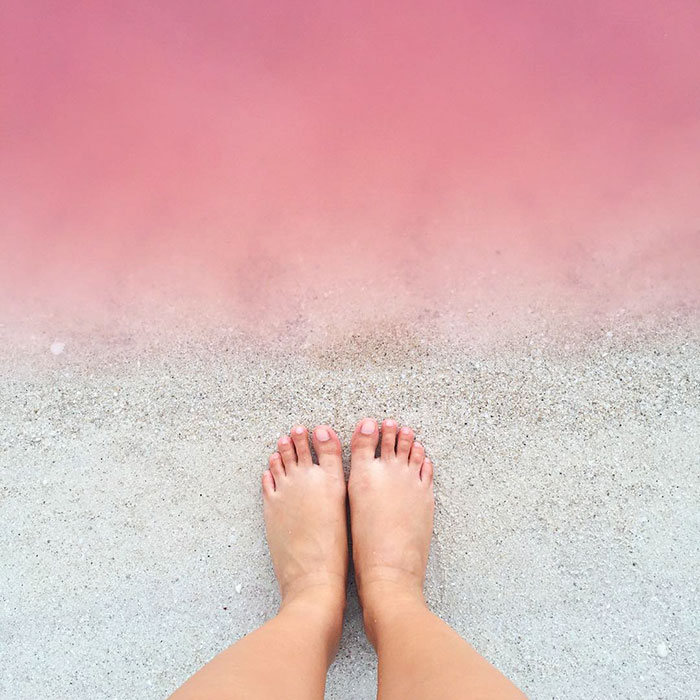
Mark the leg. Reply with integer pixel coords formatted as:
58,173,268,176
170,425,348,700
349,418,526,700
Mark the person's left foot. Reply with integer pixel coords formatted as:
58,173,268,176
262,425,348,615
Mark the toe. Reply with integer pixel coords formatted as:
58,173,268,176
312,425,343,473
351,418,379,462
262,469,276,496
396,425,414,461
291,425,313,467
269,452,285,482
278,434,297,470
409,441,425,471
380,419,398,459
420,457,434,484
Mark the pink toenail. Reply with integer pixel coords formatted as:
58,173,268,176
294,426,304,435
316,427,330,441
361,419,376,435
279,436,290,445
401,427,411,434
385,419,396,427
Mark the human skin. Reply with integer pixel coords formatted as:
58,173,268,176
169,420,525,699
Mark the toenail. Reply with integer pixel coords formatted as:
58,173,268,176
385,419,396,427
400,427,411,434
361,419,376,435
294,426,305,435
280,436,290,445
316,427,330,442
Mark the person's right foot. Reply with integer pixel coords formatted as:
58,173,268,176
348,418,435,615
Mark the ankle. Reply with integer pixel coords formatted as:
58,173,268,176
278,582,346,660
359,579,428,647
357,567,425,611
280,579,346,624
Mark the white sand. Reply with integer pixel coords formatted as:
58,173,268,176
1,315,699,699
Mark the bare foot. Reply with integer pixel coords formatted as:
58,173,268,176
348,418,434,617
262,424,348,624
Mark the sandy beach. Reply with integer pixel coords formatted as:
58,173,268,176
3,1,700,697
1,313,698,699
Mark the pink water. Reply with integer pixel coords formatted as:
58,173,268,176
2,0,699,329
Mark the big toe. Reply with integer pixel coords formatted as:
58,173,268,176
351,418,379,463
312,425,343,474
